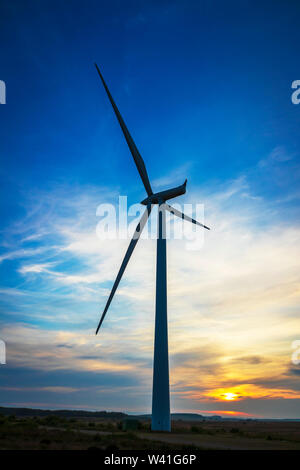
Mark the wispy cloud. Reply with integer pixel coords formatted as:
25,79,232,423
259,146,296,168
152,163,192,190
0,248,47,263
0,170,300,416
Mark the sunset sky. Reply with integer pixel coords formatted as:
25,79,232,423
0,0,300,419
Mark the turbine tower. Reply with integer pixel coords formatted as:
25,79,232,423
94,64,210,432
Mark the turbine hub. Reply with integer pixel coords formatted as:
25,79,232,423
141,179,187,205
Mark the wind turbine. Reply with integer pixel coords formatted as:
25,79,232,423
94,64,210,432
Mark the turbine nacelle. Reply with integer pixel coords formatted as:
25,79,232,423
141,179,187,205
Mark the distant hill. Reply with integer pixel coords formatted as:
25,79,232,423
137,413,222,421
172,413,223,421
1,407,298,421
0,407,126,419
0,407,220,420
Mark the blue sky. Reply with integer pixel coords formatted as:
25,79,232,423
0,0,300,418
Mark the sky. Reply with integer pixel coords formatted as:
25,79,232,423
0,0,300,419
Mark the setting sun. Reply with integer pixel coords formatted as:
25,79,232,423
223,392,238,401
205,388,242,401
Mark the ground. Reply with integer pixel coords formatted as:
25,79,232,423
0,414,300,450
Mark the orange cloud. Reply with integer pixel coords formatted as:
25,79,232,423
204,384,300,401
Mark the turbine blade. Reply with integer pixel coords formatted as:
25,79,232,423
96,205,152,334
95,63,153,196
165,203,210,230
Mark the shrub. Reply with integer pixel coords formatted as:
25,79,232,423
105,444,119,451
230,427,240,434
191,426,205,434
40,439,51,445
44,415,61,426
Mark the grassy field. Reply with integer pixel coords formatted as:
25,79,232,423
0,414,299,450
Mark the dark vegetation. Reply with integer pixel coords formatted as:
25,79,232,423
0,407,126,419
0,413,196,450
0,408,299,450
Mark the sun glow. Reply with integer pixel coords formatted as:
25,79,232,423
204,384,300,403
204,388,241,401
222,392,238,401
